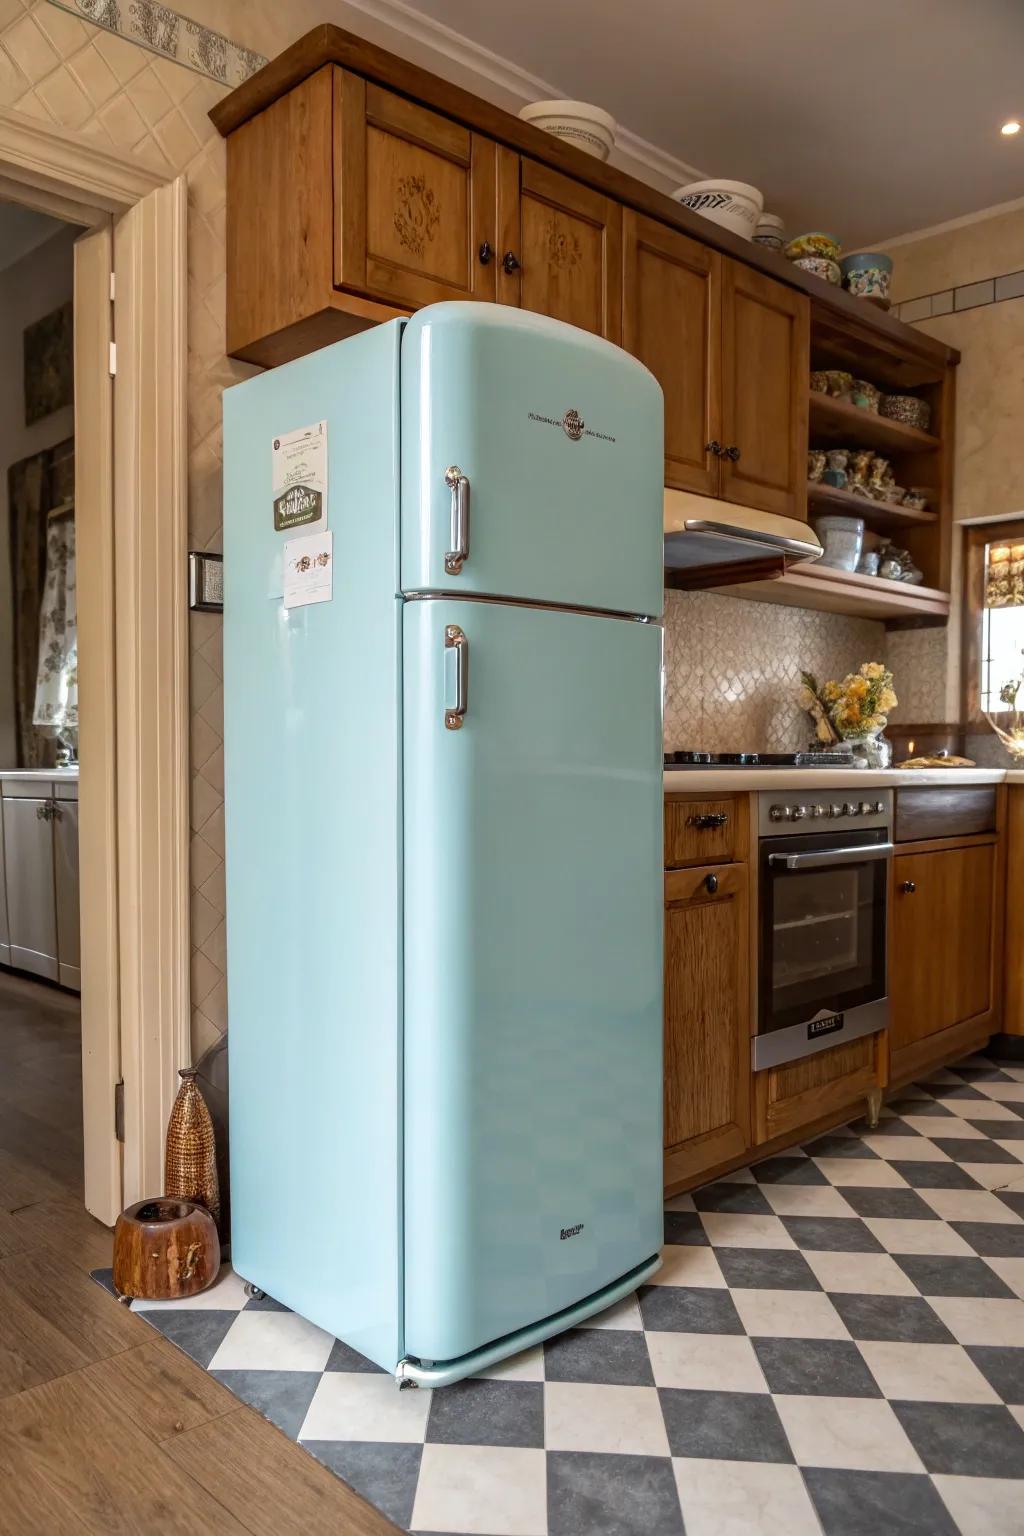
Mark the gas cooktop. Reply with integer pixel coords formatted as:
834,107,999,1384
664,750,853,768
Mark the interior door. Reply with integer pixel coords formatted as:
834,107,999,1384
497,151,622,342
719,259,809,519
402,597,663,1365
334,72,497,309
622,211,722,496
400,302,664,615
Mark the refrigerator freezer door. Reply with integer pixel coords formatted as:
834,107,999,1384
402,597,663,1367
401,304,664,618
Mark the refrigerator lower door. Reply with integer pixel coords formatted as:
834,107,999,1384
402,597,663,1371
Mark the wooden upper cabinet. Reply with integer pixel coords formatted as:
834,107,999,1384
719,260,809,519
663,861,750,1188
622,212,721,496
890,843,995,1055
334,72,497,309
498,152,622,342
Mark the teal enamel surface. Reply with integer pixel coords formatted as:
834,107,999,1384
398,1252,662,1387
402,598,664,1364
223,323,405,1371
401,303,664,619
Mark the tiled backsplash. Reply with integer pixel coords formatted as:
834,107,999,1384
663,590,886,752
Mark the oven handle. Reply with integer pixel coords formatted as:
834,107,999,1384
769,842,894,871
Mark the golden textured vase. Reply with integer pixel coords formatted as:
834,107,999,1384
165,1067,220,1224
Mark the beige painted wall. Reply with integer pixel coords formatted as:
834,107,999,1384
0,220,76,767
884,207,1024,734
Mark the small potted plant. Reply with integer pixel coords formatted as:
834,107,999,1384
800,663,898,767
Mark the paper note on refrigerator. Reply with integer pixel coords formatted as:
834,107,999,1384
272,420,328,533
283,530,333,608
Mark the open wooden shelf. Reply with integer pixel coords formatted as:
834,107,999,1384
807,481,938,531
714,558,951,625
809,393,940,454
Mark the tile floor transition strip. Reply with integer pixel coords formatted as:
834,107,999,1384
90,1053,1024,1535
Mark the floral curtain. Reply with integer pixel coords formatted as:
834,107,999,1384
985,541,1024,608
33,511,77,737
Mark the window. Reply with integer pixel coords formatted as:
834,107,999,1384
963,520,1024,721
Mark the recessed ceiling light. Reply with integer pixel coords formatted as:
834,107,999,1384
1001,119,1021,136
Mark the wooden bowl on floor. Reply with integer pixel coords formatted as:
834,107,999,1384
113,1196,220,1302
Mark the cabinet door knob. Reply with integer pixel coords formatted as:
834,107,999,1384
724,445,741,462
900,880,917,894
705,440,722,456
502,250,521,274
478,241,493,265
704,872,719,894
691,812,728,829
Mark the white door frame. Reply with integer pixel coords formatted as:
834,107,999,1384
0,107,191,1224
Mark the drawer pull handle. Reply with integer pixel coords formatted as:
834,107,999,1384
705,440,722,456
900,879,917,894
724,444,741,462
704,872,719,895
502,250,521,275
690,812,728,829
478,241,493,265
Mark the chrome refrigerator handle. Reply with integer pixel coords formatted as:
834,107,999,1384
444,465,470,575
444,625,469,730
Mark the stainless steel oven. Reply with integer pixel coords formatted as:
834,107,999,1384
754,790,892,1071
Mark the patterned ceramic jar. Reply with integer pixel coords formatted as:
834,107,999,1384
840,251,893,301
880,394,932,431
785,231,841,262
793,255,841,284
851,379,882,412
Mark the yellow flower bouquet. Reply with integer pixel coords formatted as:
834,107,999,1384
800,663,897,749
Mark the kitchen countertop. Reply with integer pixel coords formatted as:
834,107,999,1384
664,766,1008,792
0,768,78,781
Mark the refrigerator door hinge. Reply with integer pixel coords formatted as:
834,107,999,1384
108,341,117,377
114,1079,125,1142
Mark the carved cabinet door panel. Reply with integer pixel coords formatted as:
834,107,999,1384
497,152,622,342
334,71,497,309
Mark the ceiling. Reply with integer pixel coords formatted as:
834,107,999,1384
0,201,70,276
390,0,1024,248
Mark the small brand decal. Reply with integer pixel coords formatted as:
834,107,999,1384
560,1223,585,1241
528,410,616,444
274,483,322,531
808,1013,843,1040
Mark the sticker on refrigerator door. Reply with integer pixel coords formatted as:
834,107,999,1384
272,420,327,532
283,530,332,608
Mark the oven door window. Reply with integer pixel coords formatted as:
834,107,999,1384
760,832,887,1034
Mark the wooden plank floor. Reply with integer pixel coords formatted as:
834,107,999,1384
0,971,400,1535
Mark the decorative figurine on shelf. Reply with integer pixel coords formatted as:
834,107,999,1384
868,455,893,500
165,1067,221,1225
808,449,827,484
822,448,849,488
985,649,1024,759
799,663,897,767
847,448,874,496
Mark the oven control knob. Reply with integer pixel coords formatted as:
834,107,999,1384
791,804,808,820
811,803,825,818
769,804,784,822
844,802,859,816
860,801,874,816
828,803,844,818
874,800,885,814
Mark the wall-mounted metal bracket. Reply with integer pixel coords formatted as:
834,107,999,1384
189,551,223,612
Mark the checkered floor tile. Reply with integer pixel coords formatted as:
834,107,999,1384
95,1054,1024,1534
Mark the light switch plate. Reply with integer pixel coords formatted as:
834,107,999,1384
189,551,223,612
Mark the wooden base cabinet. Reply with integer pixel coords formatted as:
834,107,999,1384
753,1034,883,1145
663,860,751,1189
890,840,998,1083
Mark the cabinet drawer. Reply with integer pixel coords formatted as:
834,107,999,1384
665,795,744,868
754,1033,881,1144
895,785,996,842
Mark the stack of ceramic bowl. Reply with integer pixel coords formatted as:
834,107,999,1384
784,232,841,285
518,100,616,160
753,213,786,251
671,179,764,240
840,252,893,307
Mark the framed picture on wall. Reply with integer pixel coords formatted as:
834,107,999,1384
23,299,73,426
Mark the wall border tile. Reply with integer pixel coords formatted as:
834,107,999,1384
47,0,266,86
896,268,1024,322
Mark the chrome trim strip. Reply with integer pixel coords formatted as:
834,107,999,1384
680,518,823,563
753,999,889,1072
769,842,894,871
403,590,660,623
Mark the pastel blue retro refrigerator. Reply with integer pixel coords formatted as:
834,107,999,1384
223,303,665,1387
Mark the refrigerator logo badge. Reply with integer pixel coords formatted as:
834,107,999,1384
527,410,616,444
560,1222,585,1240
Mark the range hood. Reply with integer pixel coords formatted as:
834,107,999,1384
664,489,822,589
